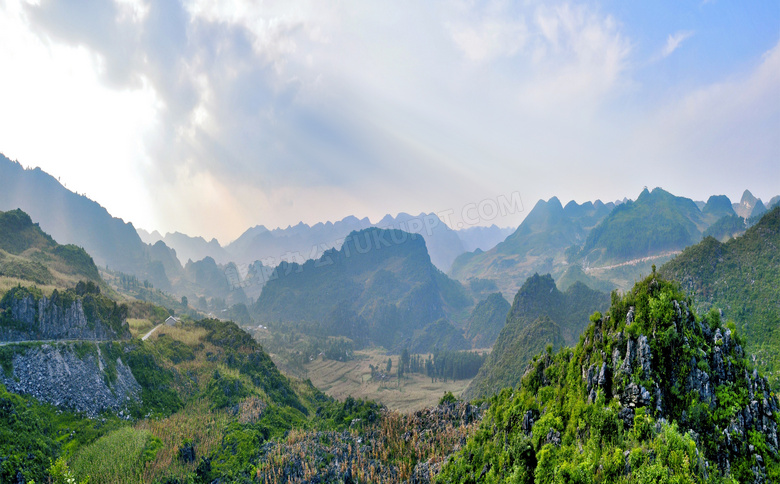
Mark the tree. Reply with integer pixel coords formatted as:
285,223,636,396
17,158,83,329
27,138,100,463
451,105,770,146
401,348,410,373
181,296,188,307
386,358,392,374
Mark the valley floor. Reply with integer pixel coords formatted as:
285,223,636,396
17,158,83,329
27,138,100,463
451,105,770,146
303,347,473,413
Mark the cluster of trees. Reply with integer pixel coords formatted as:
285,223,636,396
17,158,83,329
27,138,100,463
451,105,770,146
401,348,486,382
117,272,153,291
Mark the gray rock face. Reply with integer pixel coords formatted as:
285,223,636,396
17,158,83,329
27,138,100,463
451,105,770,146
0,343,140,417
621,382,651,408
637,336,651,379
544,428,562,447
619,338,636,375
686,358,714,405
579,299,779,483
1,293,127,342
521,409,538,435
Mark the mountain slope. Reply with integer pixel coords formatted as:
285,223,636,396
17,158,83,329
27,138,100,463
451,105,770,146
441,273,780,483
451,197,614,297
579,187,705,265
253,227,471,350
463,274,608,399
0,155,173,288
733,189,767,218
660,206,780,388
464,292,511,349
0,208,101,285
702,194,736,221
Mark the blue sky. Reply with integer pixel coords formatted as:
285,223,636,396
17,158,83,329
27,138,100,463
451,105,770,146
0,0,777,242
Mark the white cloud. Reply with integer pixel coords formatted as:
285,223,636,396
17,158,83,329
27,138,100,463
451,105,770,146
661,30,694,58
628,39,780,199
1,0,776,239
448,14,527,62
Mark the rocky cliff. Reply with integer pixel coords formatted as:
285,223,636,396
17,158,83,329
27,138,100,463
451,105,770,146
0,342,140,417
583,298,778,476
0,285,130,342
439,273,780,483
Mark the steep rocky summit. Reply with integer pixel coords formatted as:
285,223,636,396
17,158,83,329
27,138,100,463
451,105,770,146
439,273,779,483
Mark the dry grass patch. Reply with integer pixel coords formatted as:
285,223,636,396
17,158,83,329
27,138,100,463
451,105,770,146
0,276,60,297
137,399,230,482
305,348,473,413
151,324,208,347
128,318,153,338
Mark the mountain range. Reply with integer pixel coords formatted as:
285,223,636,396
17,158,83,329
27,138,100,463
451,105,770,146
253,227,472,351
141,213,512,274
0,154,177,290
0,208,101,287
451,187,779,297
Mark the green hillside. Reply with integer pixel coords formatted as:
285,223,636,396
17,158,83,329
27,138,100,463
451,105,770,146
439,273,780,483
451,197,613,297
578,187,705,265
0,312,385,482
702,214,748,241
660,206,780,388
465,292,511,348
253,227,472,350
0,208,101,286
556,264,616,293
463,274,608,399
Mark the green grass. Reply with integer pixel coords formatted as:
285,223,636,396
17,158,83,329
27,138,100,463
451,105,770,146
70,427,161,484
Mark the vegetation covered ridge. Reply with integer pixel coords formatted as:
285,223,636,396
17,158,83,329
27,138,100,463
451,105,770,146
438,271,779,483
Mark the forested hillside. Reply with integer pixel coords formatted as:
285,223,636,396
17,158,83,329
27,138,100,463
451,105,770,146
253,227,472,350
0,208,102,287
439,273,780,483
660,207,780,388
464,274,608,399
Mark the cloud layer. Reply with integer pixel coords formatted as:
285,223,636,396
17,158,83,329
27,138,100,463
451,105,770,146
1,0,778,241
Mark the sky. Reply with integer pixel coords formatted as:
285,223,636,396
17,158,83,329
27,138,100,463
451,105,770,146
0,0,778,244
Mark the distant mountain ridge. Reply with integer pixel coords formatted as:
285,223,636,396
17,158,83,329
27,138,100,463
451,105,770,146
451,187,778,296
577,187,705,266
0,154,173,290
137,230,230,265
142,214,512,275
450,196,615,296
462,273,609,400
253,227,472,351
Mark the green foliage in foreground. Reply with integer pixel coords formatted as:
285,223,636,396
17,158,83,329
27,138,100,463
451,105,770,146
438,273,780,483
70,427,162,483
660,207,780,389
0,384,124,483
124,342,184,418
